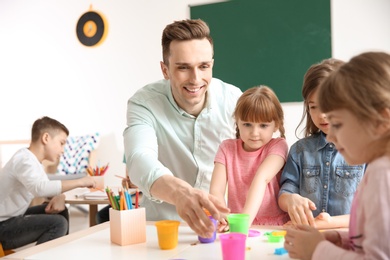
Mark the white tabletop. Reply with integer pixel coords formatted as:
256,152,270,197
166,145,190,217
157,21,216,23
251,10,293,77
6,222,291,260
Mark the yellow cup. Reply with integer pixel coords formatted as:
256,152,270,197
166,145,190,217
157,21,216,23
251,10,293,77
155,220,180,250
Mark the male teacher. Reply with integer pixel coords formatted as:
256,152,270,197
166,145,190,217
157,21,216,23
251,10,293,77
123,19,242,238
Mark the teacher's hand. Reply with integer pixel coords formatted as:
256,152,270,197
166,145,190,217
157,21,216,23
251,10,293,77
174,188,230,238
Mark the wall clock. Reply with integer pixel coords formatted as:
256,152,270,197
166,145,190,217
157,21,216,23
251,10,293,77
76,6,108,47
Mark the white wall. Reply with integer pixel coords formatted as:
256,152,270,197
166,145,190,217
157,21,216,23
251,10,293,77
0,0,389,186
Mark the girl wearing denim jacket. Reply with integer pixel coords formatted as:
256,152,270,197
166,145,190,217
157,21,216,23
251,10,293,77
278,58,365,229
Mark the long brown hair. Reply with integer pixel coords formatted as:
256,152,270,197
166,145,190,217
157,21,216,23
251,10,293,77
296,58,345,138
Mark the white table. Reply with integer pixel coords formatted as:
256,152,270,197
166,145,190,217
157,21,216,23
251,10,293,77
5,222,292,260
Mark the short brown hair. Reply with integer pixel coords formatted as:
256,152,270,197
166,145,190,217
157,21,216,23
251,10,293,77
31,116,69,142
161,19,213,65
234,86,285,139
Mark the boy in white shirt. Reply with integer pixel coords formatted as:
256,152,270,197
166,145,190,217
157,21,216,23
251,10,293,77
0,116,96,250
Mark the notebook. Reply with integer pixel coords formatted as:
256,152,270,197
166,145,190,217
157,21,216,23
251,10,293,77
82,190,108,200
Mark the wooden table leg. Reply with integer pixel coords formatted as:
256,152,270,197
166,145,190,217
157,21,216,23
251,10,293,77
89,205,98,227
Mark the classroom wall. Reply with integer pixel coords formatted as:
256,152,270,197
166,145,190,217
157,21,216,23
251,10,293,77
0,0,389,186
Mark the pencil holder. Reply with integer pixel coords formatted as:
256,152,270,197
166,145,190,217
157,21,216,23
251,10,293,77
109,207,146,246
92,176,105,190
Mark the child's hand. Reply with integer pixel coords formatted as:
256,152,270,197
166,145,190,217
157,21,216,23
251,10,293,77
217,217,229,233
81,176,96,189
45,194,66,213
322,230,342,247
284,224,325,260
286,194,317,227
284,212,332,229
313,212,332,229
283,220,298,229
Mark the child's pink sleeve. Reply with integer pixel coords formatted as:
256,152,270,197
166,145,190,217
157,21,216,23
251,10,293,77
312,240,349,260
267,137,288,160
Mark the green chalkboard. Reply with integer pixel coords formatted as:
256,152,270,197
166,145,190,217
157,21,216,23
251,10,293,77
191,0,331,102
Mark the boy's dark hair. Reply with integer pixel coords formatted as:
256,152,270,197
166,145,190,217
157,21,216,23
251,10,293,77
161,19,213,65
31,116,69,142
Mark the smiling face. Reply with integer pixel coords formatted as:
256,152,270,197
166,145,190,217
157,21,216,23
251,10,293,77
237,119,278,152
308,88,329,134
160,39,213,116
325,109,380,165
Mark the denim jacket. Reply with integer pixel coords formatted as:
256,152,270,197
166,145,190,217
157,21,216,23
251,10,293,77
279,132,365,217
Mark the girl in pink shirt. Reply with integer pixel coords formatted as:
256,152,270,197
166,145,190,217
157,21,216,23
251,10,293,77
284,52,390,259
210,86,289,230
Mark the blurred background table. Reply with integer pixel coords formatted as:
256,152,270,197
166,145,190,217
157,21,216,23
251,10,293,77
64,188,109,227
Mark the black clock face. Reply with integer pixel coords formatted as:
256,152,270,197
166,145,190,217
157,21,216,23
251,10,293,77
76,11,106,47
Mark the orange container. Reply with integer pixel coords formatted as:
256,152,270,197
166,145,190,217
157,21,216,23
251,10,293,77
155,220,180,250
